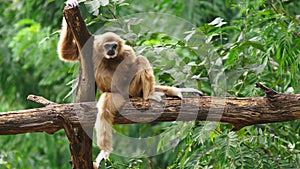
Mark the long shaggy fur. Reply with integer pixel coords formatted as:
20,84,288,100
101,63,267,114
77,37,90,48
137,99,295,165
58,14,193,168
57,18,79,61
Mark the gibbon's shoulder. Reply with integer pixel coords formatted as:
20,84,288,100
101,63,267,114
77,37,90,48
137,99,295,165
122,44,134,53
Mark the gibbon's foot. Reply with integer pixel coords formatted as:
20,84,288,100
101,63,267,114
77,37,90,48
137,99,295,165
179,88,204,96
95,150,110,169
66,0,79,7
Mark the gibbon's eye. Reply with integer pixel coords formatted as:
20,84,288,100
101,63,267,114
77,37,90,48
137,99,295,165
104,44,111,50
112,43,118,49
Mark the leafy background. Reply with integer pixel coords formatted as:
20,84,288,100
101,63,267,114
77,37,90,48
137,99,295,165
0,0,299,168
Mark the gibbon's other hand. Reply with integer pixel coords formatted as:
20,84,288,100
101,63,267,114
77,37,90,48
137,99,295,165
154,85,203,100
148,91,165,102
66,0,79,8
179,87,204,97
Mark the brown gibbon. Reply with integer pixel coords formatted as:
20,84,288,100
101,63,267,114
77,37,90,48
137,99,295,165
58,0,202,167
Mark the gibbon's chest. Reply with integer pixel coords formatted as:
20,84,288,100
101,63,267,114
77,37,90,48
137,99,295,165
95,59,134,93
95,65,114,92
95,60,118,92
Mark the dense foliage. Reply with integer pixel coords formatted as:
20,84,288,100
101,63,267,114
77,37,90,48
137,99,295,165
0,0,299,168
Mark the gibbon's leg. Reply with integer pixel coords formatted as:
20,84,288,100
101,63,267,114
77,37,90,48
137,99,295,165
129,56,203,101
57,17,79,61
95,92,125,167
129,56,155,100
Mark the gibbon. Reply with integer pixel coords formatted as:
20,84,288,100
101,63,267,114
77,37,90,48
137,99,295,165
58,0,202,168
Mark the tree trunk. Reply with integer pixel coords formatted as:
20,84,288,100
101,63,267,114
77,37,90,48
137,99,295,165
61,4,94,169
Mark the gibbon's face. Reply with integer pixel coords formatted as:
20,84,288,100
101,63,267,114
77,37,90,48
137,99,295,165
94,32,124,59
103,41,119,59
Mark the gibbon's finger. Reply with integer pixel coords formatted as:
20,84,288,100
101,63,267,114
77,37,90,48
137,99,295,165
66,0,79,7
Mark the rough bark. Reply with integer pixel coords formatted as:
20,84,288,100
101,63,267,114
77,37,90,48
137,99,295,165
1,84,299,136
63,3,95,102
62,5,94,169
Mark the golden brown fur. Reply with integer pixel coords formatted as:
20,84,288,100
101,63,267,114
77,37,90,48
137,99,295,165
58,21,157,166
58,4,202,167
57,18,79,61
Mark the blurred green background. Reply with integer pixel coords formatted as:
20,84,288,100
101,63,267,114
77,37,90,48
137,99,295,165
0,0,299,168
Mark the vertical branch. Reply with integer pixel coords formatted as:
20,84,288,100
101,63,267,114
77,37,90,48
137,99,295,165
63,5,95,102
62,5,95,169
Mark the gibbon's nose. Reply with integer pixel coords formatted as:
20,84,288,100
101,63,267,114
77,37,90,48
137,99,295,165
107,50,115,56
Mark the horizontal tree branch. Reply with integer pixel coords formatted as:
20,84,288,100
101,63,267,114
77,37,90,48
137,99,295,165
1,87,300,135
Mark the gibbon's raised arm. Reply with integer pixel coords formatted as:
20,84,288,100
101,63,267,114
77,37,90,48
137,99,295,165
57,1,79,62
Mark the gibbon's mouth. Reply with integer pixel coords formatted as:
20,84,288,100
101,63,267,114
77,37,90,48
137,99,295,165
104,54,117,59
107,50,115,56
